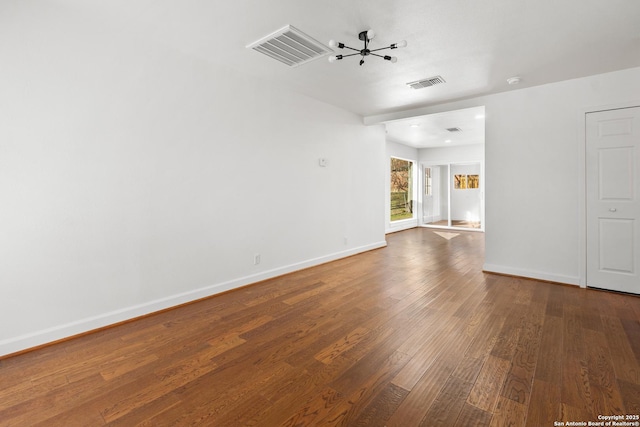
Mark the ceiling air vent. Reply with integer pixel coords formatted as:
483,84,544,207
247,25,332,67
446,127,462,132
407,75,446,89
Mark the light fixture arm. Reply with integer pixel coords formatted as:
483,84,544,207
369,46,396,53
328,29,406,65
340,45,361,53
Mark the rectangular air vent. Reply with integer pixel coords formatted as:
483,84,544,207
446,127,462,132
247,25,332,67
407,76,446,89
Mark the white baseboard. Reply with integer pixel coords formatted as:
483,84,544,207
483,263,579,286
0,241,387,358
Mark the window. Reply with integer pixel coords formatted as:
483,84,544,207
425,167,432,196
390,157,414,221
454,174,467,189
454,174,479,189
468,175,479,189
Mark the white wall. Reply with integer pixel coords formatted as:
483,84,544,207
386,140,419,233
368,67,640,286
419,144,485,164
450,163,481,221
0,6,386,356
483,69,640,284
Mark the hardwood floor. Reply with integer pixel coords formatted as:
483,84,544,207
1,228,639,426
430,220,481,229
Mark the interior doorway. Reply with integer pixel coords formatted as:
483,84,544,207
383,105,485,233
422,162,483,231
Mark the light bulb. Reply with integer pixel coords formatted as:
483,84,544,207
329,40,337,48
396,40,407,48
328,55,338,63
390,56,397,63
366,29,375,40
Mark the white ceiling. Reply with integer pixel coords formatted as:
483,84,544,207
25,0,640,122
385,106,486,148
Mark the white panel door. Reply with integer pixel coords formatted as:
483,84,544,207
586,106,640,294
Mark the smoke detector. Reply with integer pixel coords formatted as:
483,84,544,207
247,25,332,67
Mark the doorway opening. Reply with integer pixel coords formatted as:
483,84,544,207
383,105,485,233
422,162,483,231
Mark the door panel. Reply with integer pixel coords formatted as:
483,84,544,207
598,218,634,273
586,106,640,294
599,147,633,200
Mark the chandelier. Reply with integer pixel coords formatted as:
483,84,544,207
328,30,407,66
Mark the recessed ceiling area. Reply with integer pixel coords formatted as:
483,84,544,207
385,106,485,148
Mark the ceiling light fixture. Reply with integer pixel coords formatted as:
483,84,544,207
507,76,521,85
328,30,406,66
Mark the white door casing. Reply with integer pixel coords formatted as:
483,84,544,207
586,106,640,294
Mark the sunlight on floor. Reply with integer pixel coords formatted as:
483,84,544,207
433,231,460,240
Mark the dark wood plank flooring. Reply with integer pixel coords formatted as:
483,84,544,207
1,228,639,426
430,220,481,229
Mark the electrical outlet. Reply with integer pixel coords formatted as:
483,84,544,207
254,254,261,265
